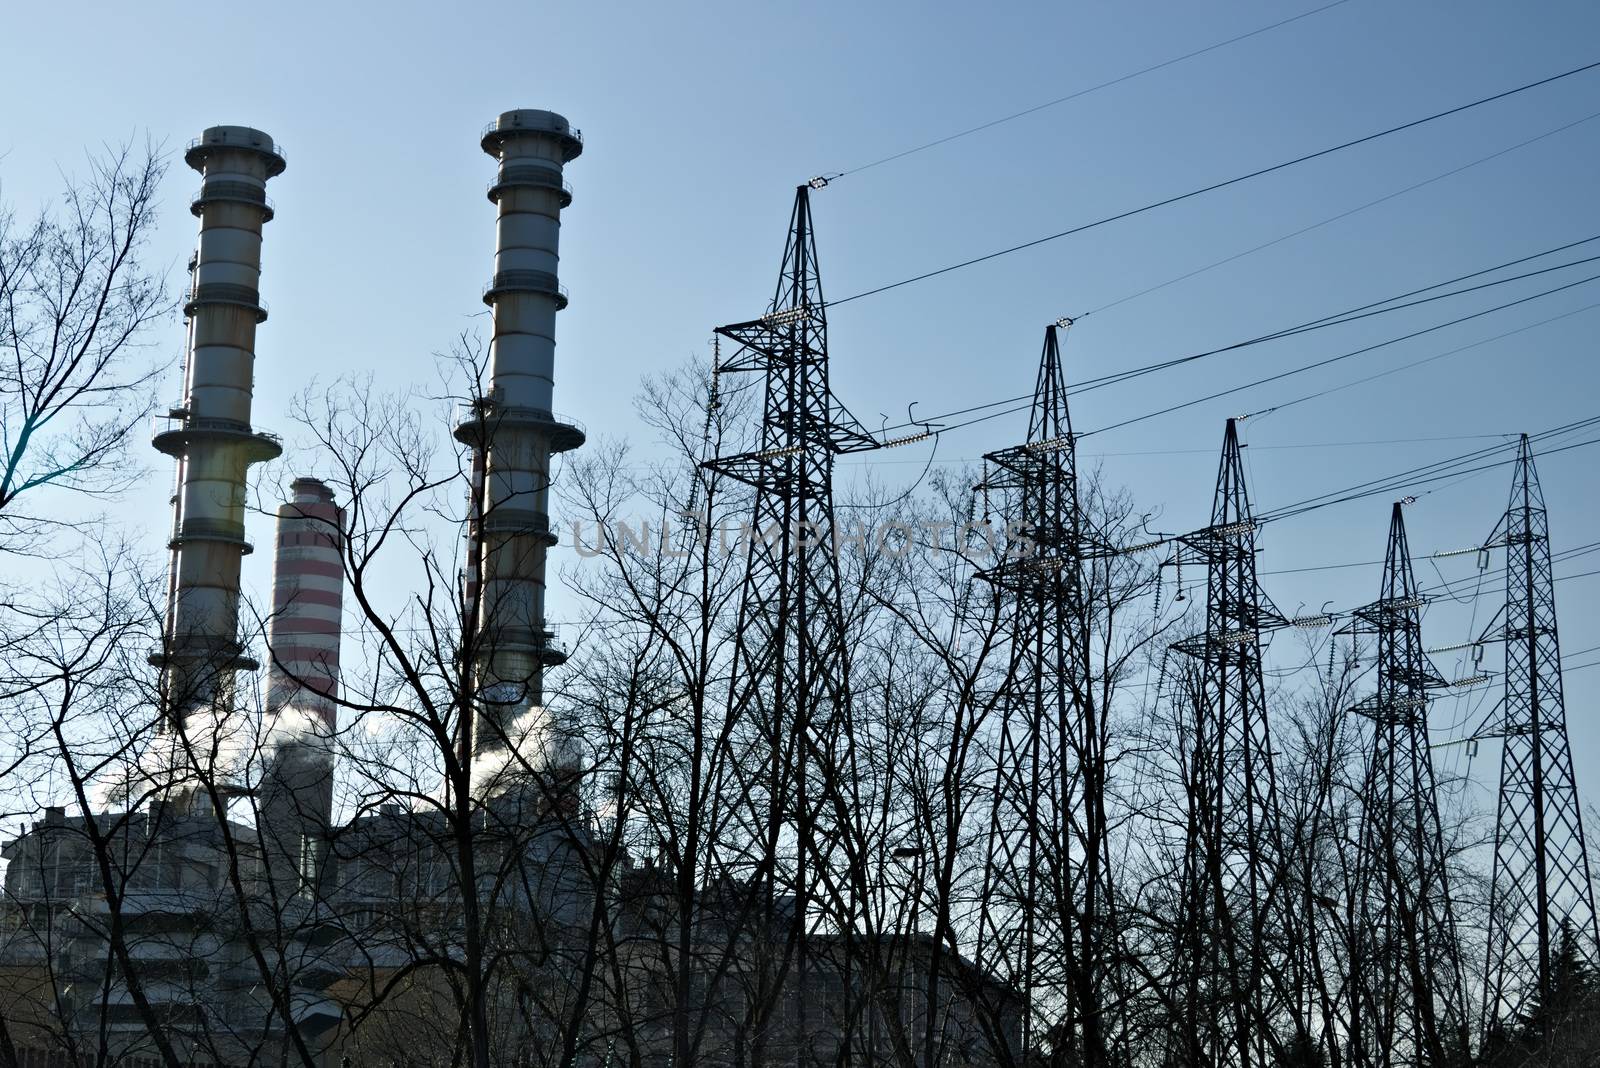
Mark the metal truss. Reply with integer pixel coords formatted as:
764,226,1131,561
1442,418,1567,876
974,324,1120,1067
1345,502,1468,1068
701,184,876,1061
1482,434,1600,1044
1165,418,1307,1068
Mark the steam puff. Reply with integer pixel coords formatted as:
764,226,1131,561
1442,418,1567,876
470,703,583,798
263,702,334,764
100,706,259,806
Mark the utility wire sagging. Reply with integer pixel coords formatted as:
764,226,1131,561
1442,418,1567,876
828,0,1356,181
825,58,1600,308
869,236,1600,444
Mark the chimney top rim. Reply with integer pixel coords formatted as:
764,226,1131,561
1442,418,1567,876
186,126,286,176
288,476,336,503
482,110,582,161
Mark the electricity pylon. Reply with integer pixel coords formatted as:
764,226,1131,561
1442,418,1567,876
975,323,1120,1067
702,183,877,1064
1345,502,1468,1067
1482,434,1600,1044
1165,418,1308,1067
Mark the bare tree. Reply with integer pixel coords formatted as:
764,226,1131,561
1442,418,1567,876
0,530,358,1068
0,141,169,553
10,310,1593,1068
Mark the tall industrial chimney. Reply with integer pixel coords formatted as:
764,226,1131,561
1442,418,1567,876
153,126,285,735
259,477,344,894
456,110,585,790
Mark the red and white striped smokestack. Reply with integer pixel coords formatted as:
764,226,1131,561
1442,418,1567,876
259,477,344,895
265,477,344,729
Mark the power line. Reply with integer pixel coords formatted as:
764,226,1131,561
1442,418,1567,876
827,0,1356,181
1271,538,1600,585
1082,107,1600,317
1433,536,1600,581
1083,252,1600,405
830,432,1515,470
1261,422,1600,525
1258,431,1558,525
1262,558,1385,577
1072,251,1600,402
1161,539,1600,646
1167,560,1600,624
1111,422,1600,630
1115,418,1600,554
1238,299,1600,424
872,235,1600,437
825,58,1600,308
1420,564,1600,605
1081,271,1600,439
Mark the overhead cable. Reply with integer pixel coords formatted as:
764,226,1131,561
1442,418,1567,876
826,58,1600,308
826,0,1356,182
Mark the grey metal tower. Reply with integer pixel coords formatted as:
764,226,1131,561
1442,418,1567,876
975,323,1119,1067
153,126,285,735
1345,502,1468,1068
455,110,585,788
702,184,877,1066
1482,434,1600,1045
1166,418,1309,1067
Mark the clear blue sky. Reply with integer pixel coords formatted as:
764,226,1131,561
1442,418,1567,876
4,0,1599,821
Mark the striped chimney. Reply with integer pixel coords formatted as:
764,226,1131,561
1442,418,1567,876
265,477,345,727
259,477,344,895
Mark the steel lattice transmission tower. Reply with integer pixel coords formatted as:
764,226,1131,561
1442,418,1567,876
975,323,1120,1067
1165,417,1307,1068
702,183,877,1059
1344,502,1468,1068
1482,434,1600,1042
